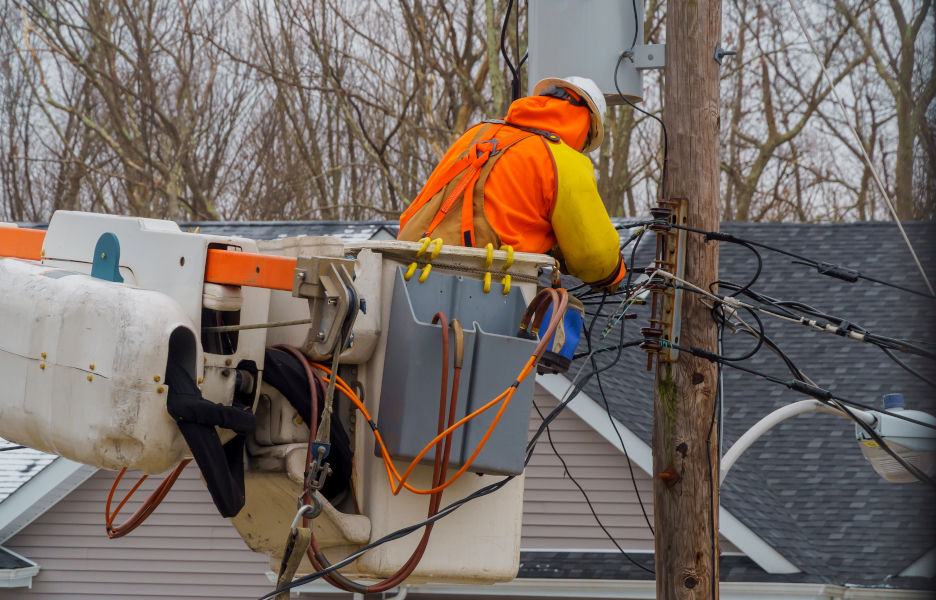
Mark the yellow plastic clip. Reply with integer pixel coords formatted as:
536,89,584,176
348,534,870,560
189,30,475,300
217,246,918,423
430,238,443,260
501,274,511,295
499,245,514,271
483,243,494,270
404,262,418,281
483,272,491,293
419,263,432,283
415,237,432,258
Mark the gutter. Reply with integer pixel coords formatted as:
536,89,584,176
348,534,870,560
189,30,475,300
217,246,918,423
268,576,936,599
0,547,40,589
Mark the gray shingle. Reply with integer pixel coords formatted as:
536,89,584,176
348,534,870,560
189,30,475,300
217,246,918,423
563,221,935,587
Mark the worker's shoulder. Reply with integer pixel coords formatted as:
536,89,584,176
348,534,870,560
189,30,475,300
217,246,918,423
548,140,595,175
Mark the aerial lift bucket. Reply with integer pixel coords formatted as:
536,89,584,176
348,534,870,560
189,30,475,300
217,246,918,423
0,212,555,585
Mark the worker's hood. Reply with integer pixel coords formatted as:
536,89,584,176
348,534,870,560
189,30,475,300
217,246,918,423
506,95,591,152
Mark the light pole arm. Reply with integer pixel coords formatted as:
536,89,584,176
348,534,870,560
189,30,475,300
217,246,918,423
720,400,876,484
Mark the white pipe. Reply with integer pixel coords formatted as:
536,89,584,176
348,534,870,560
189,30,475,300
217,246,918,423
389,585,410,600
720,400,876,484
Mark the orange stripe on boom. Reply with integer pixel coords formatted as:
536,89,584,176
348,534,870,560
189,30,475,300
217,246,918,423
0,228,45,260
204,249,296,291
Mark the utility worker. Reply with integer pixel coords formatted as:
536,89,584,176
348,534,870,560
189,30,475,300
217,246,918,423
398,76,626,289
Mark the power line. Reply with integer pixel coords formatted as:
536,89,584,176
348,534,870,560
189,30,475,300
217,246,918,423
531,399,654,574
785,0,934,296
673,225,936,301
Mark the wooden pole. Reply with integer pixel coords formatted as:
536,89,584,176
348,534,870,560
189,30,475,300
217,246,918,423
653,0,723,596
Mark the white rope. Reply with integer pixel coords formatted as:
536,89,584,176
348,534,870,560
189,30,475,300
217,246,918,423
786,0,934,295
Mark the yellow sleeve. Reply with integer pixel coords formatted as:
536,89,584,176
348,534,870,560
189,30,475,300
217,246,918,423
548,142,623,284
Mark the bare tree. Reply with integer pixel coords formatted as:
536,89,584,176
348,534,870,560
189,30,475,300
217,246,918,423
834,0,934,219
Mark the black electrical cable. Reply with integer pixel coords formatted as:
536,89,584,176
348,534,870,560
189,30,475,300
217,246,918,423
569,253,656,543
664,342,936,489
614,54,668,199
500,0,521,103
712,242,763,298
702,280,936,363
671,285,766,362
532,399,654,574
671,224,936,301
706,321,724,599
581,302,655,537
707,302,936,488
597,376,655,538
628,0,639,51
671,343,936,431
882,347,936,389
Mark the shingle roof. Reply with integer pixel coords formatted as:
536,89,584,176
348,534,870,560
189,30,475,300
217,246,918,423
21,219,400,243
0,439,55,503
566,221,936,588
518,551,818,583
9,218,935,588
0,546,33,570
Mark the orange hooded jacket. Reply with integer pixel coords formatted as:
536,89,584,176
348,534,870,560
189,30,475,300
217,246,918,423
400,94,625,286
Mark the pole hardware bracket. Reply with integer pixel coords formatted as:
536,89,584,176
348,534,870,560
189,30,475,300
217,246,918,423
714,45,737,65
658,465,681,488
292,256,360,359
642,198,689,369
627,44,666,71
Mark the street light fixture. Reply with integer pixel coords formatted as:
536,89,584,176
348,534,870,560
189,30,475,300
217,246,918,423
720,393,936,485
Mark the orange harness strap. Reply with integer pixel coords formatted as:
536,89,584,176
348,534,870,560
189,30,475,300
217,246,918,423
400,125,495,231
423,129,534,246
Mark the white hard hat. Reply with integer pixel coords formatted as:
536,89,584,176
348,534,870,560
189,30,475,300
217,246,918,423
533,76,606,153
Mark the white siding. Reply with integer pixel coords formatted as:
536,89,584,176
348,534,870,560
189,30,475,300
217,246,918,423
2,383,741,598
523,388,658,551
3,465,271,599
524,387,740,554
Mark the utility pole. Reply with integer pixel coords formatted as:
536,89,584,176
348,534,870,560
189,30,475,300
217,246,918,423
652,0,723,597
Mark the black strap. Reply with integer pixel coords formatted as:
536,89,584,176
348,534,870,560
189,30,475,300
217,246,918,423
539,85,590,109
482,119,560,144
166,358,256,518
263,349,353,502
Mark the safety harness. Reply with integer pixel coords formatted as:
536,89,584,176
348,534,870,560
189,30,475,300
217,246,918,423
399,121,559,248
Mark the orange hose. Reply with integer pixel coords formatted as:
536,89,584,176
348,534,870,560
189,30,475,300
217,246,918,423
312,349,536,496
309,287,567,496
105,459,191,539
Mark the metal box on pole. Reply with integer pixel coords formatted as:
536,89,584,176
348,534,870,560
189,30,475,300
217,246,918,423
527,0,665,104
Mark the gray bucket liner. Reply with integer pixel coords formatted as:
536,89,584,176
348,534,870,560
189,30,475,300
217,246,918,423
377,267,538,476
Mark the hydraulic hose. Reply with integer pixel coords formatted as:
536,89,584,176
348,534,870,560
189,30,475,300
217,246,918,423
268,343,354,592
286,313,464,593
105,459,192,539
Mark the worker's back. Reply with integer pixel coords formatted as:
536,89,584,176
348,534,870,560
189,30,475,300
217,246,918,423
400,80,626,288
400,95,590,254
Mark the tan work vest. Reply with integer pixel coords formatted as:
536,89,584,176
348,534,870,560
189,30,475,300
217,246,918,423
399,121,559,248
